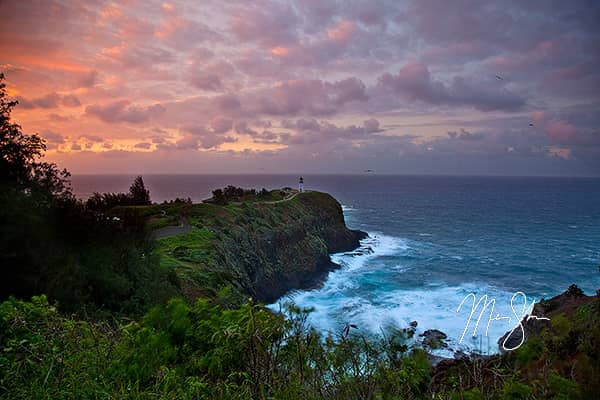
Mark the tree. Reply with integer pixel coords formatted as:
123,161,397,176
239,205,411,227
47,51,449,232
1,72,73,301
0,72,71,199
211,188,226,205
129,176,151,205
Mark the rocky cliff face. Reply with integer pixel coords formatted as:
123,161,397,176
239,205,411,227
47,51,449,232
211,191,367,303
155,191,367,304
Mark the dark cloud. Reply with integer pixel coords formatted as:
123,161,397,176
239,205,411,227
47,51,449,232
41,130,65,149
86,100,165,124
378,63,526,112
188,59,237,92
253,78,368,116
180,125,237,149
280,118,384,145
16,92,81,109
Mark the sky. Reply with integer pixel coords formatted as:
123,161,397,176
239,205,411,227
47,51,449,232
1,0,599,176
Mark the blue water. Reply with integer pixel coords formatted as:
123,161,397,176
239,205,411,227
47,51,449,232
72,175,600,353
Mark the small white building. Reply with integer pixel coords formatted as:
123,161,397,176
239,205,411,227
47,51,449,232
298,176,304,192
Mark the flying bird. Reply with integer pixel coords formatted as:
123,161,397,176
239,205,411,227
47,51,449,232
495,75,504,80
529,123,534,127
342,323,358,338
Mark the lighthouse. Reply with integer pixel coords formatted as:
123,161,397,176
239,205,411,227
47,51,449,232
298,176,304,192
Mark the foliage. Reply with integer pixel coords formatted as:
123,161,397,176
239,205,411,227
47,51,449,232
0,290,597,399
0,73,71,200
208,186,286,205
4,293,595,399
0,74,178,315
85,175,151,212
210,186,257,205
129,175,151,205
0,296,433,400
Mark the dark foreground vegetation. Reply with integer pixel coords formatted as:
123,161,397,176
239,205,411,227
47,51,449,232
1,73,599,398
2,290,599,399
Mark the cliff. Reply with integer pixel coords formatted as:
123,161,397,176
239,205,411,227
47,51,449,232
149,190,366,303
497,284,597,352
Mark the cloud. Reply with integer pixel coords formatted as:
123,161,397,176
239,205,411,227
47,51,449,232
447,129,485,141
545,121,577,143
188,60,236,92
180,124,237,149
134,142,152,149
530,111,579,144
86,100,165,124
16,92,81,109
547,147,572,159
41,130,65,149
327,20,357,43
253,77,368,116
378,63,526,111
3,0,600,175
79,134,103,143
280,118,384,145
229,2,298,46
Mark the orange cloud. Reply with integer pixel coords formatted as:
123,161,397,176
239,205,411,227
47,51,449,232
271,46,290,56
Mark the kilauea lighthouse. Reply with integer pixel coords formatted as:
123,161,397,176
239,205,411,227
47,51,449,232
298,177,304,192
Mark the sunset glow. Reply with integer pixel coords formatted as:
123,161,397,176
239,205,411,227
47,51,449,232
1,0,598,175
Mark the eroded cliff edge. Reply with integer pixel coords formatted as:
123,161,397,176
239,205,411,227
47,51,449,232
150,190,367,303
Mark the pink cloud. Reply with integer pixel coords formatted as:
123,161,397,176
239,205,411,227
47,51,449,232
531,112,578,144
86,100,165,124
327,20,356,43
545,120,577,143
531,111,547,125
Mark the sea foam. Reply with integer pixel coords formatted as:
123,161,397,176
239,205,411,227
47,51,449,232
270,232,527,356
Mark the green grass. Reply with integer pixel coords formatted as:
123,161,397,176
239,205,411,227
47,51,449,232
157,228,216,259
154,228,221,288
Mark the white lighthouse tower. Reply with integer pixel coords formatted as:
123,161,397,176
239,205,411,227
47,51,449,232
298,176,304,192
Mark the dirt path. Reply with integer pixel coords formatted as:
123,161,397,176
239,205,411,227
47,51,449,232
262,190,303,204
152,218,192,239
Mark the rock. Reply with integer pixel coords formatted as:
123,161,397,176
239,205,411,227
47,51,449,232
409,320,418,328
566,284,584,297
420,329,448,349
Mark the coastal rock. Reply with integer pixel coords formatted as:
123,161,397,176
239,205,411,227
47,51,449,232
419,329,448,349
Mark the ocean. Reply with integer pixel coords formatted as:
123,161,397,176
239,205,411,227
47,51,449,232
71,174,600,354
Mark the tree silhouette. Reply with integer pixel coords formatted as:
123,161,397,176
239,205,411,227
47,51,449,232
129,176,151,205
0,72,70,199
